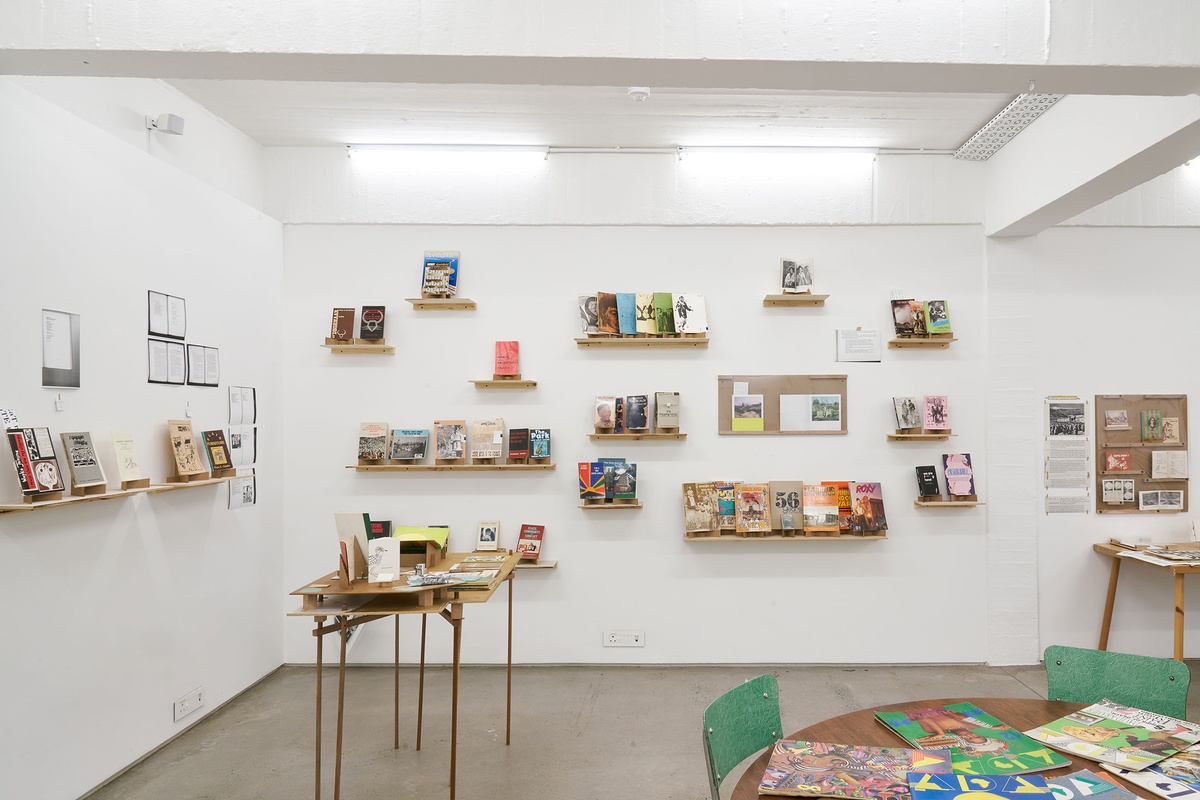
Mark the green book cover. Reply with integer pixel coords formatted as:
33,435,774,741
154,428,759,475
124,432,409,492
653,292,675,333
876,702,1071,775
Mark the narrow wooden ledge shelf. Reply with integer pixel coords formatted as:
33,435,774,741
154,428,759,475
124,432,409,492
763,294,829,307
405,297,477,311
589,432,687,441
1099,506,1185,515
579,501,643,510
685,533,888,542
470,379,537,389
913,499,984,508
888,337,957,349
347,463,556,472
887,433,954,441
575,336,708,349
1101,469,1146,476
0,477,232,514
322,343,395,355
515,560,558,570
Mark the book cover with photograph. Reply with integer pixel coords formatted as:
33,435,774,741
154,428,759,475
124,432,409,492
683,482,721,533
822,481,854,531
894,396,921,429
673,293,707,334
329,307,355,341
614,396,625,434
801,484,839,533
516,524,544,561
909,299,928,336
732,394,765,432
578,295,599,334
421,250,459,296
635,292,657,334
494,341,519,375
60,431,106,486
759,740,950,799
1024,699,1200,771
891,299,917,335
1104,409,1131,430
612,463,637,499
475,520,500,551
715,481,736,529
616,293,638,335
530,428,551,459
769,480,804,531
594,396,616,429
924,300,952,334
434,420,467,460
1143,410,1164,442
734,482,771,533
780,258,814,294
942,453,975,496
653,292,676,334
389,429,428,460
851,482,888,532
924,396,950,430
596,292,620,334
656,391,680,429
625,395,649,429
170,419,207,475
201,429,232,471
507,428,529,459
470,419,504,459
358,305,386,341
358,422,389,460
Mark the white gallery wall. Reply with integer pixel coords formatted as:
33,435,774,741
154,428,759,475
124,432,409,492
0,79,284,799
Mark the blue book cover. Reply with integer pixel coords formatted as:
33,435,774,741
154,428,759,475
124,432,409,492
909,773,1050,800
421,250,459,296
616,293,638,335
597,457,626,499
530,428,551,459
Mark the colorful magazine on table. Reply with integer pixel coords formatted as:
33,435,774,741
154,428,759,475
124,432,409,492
1024,699,1200,771
907,773,1050,800
1045,769,1138,800
758,739,950,799
876,703,1070,775
1102,746,1200,800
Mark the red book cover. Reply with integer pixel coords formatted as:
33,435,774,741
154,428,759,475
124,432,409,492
821,480,854,531
494,341,519,375
516,524,544,561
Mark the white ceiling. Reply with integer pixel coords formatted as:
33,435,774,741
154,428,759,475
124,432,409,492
168,79,1013,150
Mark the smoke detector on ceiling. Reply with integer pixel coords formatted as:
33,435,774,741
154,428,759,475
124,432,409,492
627,87,651,102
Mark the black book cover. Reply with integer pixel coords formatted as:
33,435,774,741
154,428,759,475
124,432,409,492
359,305,386,341
915,465,940,497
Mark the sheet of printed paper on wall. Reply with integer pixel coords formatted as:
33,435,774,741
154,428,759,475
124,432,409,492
228,474,256,510
1046,496,1090,514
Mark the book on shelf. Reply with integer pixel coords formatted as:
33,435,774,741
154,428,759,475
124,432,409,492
596,292,620,334
1143,410,1165,442
358,305,386,341
915,466,940,497
1024,698,1200,771
434,420,467,460
597,457,627,499
60,431,106,487
909,300,928,336
1163,417,1182,445
475,520,500,551
578,294,599,334
594,396,616,429
876,702,1071,775
111,430,143,484
201,429,232,471
1047,769,1138,800
1105,451,1132,472
529,428,551,459
616,293,638,335
653,292,676,334
507,428,529,459
923,395,950,431
7,427,65,494
624,395,649,430
366,538,401,583
516,523,544,561
1103,748,1200,800
780,258,814,294
329,307,355,341
673,293,707,334
358,422,389,461
734,482,772,533
656,391,680,429
611,463,637,500
421,250,459,296
715,481,736,530
578,462,605,499
470,419,504,460
821,481,854,532
802,484,840,533
367,518,392,539
1104,409,1132,430
635,292,657,335
614,397,625,434
894,396,921,429
1152,450,1189,479
682,482,721,533
891,299,917,335
924,300,952,334
758,739,950,799
908,773,1050,800
389,429,428,460
1103,478,1135,504
169,419,207,476
494,341,519,375
768,480,804,531
851,482,888,532
942,454,975,496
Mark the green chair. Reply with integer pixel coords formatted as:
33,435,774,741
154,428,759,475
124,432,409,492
702,674,782,800
1045,644,1191,719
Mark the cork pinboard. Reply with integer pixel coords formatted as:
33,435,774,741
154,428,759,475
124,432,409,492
718,374,848,436
1094,394,1188,514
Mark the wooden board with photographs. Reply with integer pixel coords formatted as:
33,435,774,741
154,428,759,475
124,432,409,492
717,374,848,436
1094,393,1188,514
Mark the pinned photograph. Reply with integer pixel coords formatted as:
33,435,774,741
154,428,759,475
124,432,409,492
1047,400,1086,437
731,394,765,432
1103,408,1130,430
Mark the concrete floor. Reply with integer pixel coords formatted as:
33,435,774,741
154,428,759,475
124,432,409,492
84,661,1180,800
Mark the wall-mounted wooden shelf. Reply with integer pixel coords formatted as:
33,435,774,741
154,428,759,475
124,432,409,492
470,379,537,389
913,499,984,508
321,343,395,355
0,476,233,515
579,501,642,509
588,432,687,441
514,560,558,570
888,337,957,349
347,463,556,472
405,297,477,311
763,294,829,307
887,433,954,441
684,533,888,542
1100,469,1146,476
575,337,708,349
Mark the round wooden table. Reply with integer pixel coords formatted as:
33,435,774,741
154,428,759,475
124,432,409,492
729,696,1149,800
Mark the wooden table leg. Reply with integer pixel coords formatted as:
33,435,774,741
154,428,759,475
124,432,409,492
416,613,427,750
334,622,348,800
1099,556,1122,650
1175,573,1186,661
394,615,400,750
315,617,324,800
450,614,462,800
506,573,513,746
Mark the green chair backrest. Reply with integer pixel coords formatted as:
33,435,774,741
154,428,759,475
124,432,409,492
702,674,782,800
1045,644,1191,719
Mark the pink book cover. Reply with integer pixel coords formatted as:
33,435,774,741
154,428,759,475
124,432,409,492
494,341,520,375
923,395,950,430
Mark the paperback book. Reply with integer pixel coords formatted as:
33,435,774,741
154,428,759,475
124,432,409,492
683,482,721,533
611,463,637,500
908,773,1050,800
7,427,65,494
877,702,1071,775
597,292,620,334
358,422,389,461
529,428,551,459
1024,699,1200,771
734,482,771,533
924,300,952,334
201,429,232,471
614,396,625,434
475,520,500,551
635,292,657,335
60,431,106,487
578,295,599,334
366,538,401,583
470,419,504,459
1104,451,1132,472
597,457,626,499
915,466,940,497
821,481,854,532
909,300,928,336
894,396,921,430
801,484,839,533
516,524,544,561
759,740,950,799
329,307,355,341
389,429,428,460
434,420,467,460
169,419,207,476
656,391,680,429
769,480,804,531
421,250,459,296
942,454,975,496
578,462,605,499
494,341,519,375
780,258,814,294
1143,410,1165,442
653,292,676,334
616,293,638,335
507,428,529,460
625,395,649,430
672,293,707,334
892,299,917,335
358,305,386,341
924,396,950,431
111,430,142,484
715,481,736,530
851,482,888,532
595,396,616,429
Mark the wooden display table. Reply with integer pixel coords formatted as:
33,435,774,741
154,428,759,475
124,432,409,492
1093,542,1200,660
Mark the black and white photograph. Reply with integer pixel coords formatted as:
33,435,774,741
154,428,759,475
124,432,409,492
625,395,649,429
389,430,429,460
228,474,256,510
577,294,599,334
1047,400,1086,437
357,433,386,460
780,258,813,293
926,299,948,325
1102,478,1135,504
476,520,499,551
436,422,466,460
893,396,921,429
1139,490,1162,510
41,308,81,388
1159,490,1185,510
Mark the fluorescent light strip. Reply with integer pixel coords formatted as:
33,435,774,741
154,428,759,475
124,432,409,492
954,93,1064,161
347,144,549,156
681,145,879,155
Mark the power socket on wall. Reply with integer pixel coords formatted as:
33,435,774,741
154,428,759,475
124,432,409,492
603,630,645,647
173,686,205,722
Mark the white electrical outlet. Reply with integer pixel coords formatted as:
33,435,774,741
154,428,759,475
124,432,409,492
603,630,645,647
173,686,205,722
